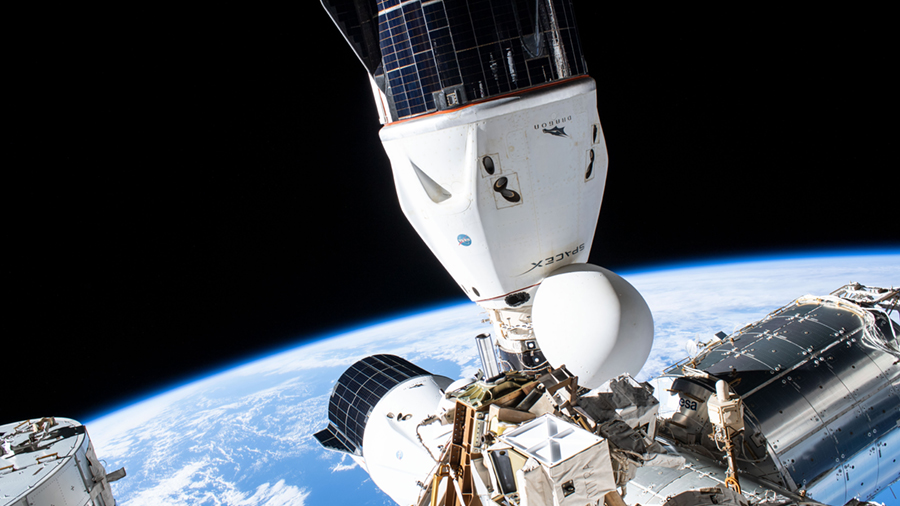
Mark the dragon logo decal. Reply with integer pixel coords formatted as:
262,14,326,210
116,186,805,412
542,126,568,137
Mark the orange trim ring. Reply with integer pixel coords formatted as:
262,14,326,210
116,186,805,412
385,75,593,126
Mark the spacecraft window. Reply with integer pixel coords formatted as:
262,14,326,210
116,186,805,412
586,149,594,180
483,156,495,175
492,177,521,203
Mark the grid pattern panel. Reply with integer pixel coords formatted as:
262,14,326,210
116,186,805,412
321,0,382,73
422,2,461,87
314,423,355,453
315,354,430,455
379,1,439,118
376,0,587,120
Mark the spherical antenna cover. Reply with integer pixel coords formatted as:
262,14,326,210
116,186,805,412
532,264,653,388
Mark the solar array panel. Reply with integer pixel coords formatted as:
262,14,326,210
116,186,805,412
314,354,430,455
321,0,382,73
375,0,586,120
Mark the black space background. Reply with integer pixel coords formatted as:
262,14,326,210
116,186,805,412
5,5,897,424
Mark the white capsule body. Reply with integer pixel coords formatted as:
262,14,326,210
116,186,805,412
379,77,607,309
362,374,453,506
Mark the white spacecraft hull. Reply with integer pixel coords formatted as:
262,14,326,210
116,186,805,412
380,76,606,309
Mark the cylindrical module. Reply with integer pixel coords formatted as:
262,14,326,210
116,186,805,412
475,333,501,378
0,417,124,506
663,294,900,505
313,354,454,506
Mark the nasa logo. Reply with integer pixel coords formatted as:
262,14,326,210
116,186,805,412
458,234,472,247
396,450,403,460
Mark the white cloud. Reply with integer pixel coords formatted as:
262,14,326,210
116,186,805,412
330,460,358,473
122,458,309,506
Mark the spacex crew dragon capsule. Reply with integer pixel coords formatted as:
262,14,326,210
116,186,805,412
320,0,653,382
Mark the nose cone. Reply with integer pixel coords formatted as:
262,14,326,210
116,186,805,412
532,264,654,388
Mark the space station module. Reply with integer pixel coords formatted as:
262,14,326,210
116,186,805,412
1,417,125,506
315,284,900,506
315,1,900,505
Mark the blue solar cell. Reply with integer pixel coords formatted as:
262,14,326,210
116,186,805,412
388,74,405,90
329,0,587,120
415,51,438,73
423,5,448,29
317,355,431,455
388,17,404,31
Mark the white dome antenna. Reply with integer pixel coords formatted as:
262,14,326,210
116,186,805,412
532,264,654,388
